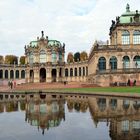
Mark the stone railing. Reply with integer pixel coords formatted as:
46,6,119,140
96,68,140,74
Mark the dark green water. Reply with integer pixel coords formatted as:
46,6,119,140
0,95,140,140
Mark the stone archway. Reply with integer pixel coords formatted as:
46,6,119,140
40,68,46,82
30,70,34,83
52,69,57,82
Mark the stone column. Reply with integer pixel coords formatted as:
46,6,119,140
8,70,10,79
106,57,110,70
3,69,5,79
46,68,52,83
130,30,133,48
19,70,21,79
25,69,29,83
34,68,39,83
117,55,123,69
117,30,122,46
56,68,59,82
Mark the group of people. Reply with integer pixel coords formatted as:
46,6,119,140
127,79,136,86
8,80,16,89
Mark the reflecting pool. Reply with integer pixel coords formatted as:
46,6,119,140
0,94,140,140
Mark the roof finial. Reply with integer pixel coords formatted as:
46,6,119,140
126,3,130,12
41,31,44,38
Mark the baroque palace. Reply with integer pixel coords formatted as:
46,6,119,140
0,4,140,86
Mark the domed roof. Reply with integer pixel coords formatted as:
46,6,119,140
119,4,140,24
28,31,63,48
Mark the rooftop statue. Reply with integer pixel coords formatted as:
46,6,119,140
126,3,130,12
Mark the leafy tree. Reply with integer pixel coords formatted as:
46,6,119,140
0,55,4,64
74,52,80,62
20,56,25,65
5,55,18,64
67,52,74,63
80,51,88,61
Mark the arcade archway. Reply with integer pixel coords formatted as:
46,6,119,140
52,69,57,82
40,68,46,82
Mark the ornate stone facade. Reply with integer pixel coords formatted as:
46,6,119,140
88,4,140,86
0,4,140,86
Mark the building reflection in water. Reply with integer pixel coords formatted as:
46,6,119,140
88,97,140,140
25,96,65,135
0,94,140,139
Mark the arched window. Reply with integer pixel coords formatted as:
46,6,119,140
0,70,3,79
86,66,88,76
5,70,8,79
79,67,81,76
98,57,106,70
70,68,73,77
21,70,25,79
123,100,130,110
97,98,106,112
10,70,14,79
39,50,46,63
133,101,140,110
75,68,77,76
121,120,129,132
110,99,117,110
122,30,130,45
133,30,140,44
123,56,130,68
110,56,117,70
59,52,62,62
65,69,68,77
133,55,140,68
52,51,57,63
83,67,85,76
29,52,34,64
15,70,19,79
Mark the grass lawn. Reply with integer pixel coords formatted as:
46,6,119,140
47,86,140,93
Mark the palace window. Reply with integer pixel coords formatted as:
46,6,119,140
122,30,130,45
59,52,62,62
83,67,85,76
110,56,117,70
123,56,130,68
21,70,25,79
121,120,129,132
29,52,34,64
70,68,73,77
0,70,3,79
86,66,88,76
98,57,106,70
97,98,106,112
5,70,8,79
133,30,140,44
133,55,140,68
79,67,81,76
10,70,14,79
52,51,57,63
39,50,46,63
110,99,117,110
65,69,68,77
123,100,130,110
132,121,140,131
15,70,19,79
75,68,77,76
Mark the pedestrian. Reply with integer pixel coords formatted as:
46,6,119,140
127,79,130,86
133,79,136,86
8,80,10,89
10,81,13,89
14,80,16,88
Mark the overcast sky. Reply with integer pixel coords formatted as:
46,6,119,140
0,0,140,57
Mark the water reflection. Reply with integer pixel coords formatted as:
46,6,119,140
25,99,65,135
0,94,140,140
